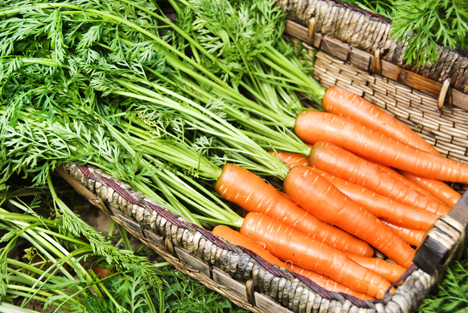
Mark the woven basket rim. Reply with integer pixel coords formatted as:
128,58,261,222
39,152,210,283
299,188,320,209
59,161,465,313
278,0,468,98
328,0,468,57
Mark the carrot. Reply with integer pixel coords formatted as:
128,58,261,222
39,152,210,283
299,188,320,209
295,111,468,184
344,253,406,284
269,151,309,168
214,164,373,256
310,167,437,230
241,212,392,298
292,267,375,300
381,221,425,247
272,156,438,230
322,86,439,155
284,166,415,268
401,172,461,208
322,89,462,208
212,225,374,299
277,190,295,202
308,142,450,216
213,225,287,265
371,163,443,204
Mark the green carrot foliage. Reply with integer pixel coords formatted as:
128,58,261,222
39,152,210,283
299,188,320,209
419,250,468,313
339,0,468,66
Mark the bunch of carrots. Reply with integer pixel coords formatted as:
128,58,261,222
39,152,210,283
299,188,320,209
209,86,463,299
154,3,465,299
2,0,465,303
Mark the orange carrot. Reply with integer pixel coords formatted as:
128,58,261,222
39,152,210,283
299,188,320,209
292,268,375,300
284,166,415,268
381,221,425,247
310,167,437,230
322,86,462,208
308,142,450,216
214,164,373,256
372,163,443,204
241,213,392,298
277,190,295,202
269,151,309,168
344,253,406,284
322,86,439,155
212,225,287,265
212,225,374,299
273,156,438,230
295,111,468,184
401,172,461,207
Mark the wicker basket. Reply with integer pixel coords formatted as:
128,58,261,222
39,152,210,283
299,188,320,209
57,1,468,312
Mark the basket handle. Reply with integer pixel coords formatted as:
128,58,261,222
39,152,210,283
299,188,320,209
308,17,315,46
372,49,382,76
438,78,451,112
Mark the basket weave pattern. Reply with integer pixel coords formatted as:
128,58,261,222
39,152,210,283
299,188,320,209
59,158,459,313
278,0,468,93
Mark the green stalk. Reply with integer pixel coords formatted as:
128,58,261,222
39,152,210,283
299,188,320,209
5,290,72,312
160,178,242,227
144,288,158,313
0,303,42,313
89,270,126,311
159,287,164,313
102,121,202,225
111,86,289,179
7,259,88,308
123,123,221,180
193,215,243,228
166,75,311,156
6,269,84,307
260,47,326,102
51,271,130,313
109,123,243,226
117,224,132,251
108,220,115,238
0,211,55,226
2,206,101,297
11,230,75,282
160,52,297,127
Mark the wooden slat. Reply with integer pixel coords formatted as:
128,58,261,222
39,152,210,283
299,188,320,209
143,229,164,249
398,70,442,98
349,48,372,71
313,31,323,49
285,20,308,44
453,89,468,111
176,246,211,278
118,213,144,237
255,292,293,313
414,220,460,274
212,267,248,301
284,20,468,111
381,59,400,81
320,35,349,61
449,190,468,247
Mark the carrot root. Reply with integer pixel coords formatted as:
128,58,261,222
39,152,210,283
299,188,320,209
284,166,415,268
213,225,374,299
214,164,373,256
240,212,392,298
